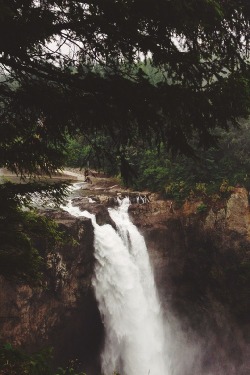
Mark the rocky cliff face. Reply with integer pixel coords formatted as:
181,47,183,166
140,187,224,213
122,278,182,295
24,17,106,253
130,188,250,375
0,211,103,373
0,189,249,374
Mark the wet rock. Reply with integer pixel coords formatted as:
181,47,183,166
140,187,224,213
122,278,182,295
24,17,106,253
0,211,103,371
71,198,116,229
1,188,249,374
136,188,250,375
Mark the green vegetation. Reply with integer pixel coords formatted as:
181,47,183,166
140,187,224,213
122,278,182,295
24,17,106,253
0,1,250,179
0,1,249,374
196,203,208,213
0,181,70,284
0,344,86,375
148,121,250,199
0,0,249,237
0,343,123,374
65,134,120,176
65,119,250,201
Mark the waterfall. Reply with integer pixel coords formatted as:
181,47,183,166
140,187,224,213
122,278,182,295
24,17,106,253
64,198,170,375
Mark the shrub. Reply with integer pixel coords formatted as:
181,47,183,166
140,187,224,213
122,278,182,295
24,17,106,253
196,203,208,213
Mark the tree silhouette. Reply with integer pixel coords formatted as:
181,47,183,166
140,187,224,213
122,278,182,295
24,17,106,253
0,0,250,280
0,0,249,175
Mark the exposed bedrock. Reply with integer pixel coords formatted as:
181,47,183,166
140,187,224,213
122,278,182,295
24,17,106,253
0,188,249,374
0,211,103,373
130,188,250,375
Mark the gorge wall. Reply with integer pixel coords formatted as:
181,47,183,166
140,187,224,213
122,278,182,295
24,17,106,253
0,211,103,373
0,188,249,374
130,188,250,375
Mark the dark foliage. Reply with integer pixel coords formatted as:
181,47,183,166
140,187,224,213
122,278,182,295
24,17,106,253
1,3,249,372
0,343,86,375
0,181,69,284
0,0,249,313
0,1,249,177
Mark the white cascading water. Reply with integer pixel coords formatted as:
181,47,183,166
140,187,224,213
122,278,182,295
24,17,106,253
64,197,170,375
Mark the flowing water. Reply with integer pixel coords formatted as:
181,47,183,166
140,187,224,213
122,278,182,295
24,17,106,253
64,197,170,375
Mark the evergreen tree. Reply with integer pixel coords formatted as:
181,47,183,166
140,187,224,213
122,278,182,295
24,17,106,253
0,0,250,280
0,0,249,174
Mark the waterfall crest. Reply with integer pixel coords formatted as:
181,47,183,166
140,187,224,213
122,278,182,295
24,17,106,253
64,198,170,375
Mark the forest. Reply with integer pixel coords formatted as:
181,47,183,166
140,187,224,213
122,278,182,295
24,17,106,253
0,1,250,374
65,99,250,200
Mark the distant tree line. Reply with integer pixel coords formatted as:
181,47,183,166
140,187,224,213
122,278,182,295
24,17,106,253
65,117,250,196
